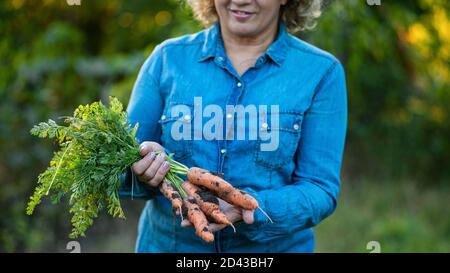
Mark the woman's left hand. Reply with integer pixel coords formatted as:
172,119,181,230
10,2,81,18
181,199,255,232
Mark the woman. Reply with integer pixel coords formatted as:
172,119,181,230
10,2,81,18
120,0,347,253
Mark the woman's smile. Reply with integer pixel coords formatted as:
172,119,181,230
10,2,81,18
215,0,285,38
228,8,256,22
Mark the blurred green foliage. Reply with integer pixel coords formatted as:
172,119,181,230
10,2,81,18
306,0,450,182
316,180,450,252
0,0,448,252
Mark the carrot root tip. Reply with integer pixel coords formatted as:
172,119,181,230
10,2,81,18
178,205,184,222
230,222,236,233
257,206,273,224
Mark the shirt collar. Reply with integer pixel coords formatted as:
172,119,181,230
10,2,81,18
265,20,289,66
198,22,221,62
198,20,289,66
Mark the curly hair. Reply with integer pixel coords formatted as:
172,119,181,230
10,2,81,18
186,0,323,32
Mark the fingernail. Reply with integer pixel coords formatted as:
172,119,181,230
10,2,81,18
157,153,165,159
149,152,156,159
162,161,169,170
139,145,145,153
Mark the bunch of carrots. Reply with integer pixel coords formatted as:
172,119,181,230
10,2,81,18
157,154,272,242
27,97,270,241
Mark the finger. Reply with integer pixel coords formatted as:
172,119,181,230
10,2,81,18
141,153,166,181
181,219,192,227
139,141,165,156
132,151,156,176
148,161,170,187
242,209,254,224
209,223,226,233
139,142,150,157
218,198,232,208
139,141,160,157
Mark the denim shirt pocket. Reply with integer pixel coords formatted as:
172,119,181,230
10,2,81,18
254,111,303,169
158,101,195,161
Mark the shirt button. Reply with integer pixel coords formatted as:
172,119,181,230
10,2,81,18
237,82,242,88
293,123,300,130
261,122,268,129
160,115,166,121
217,56,224,62
226,113,233,119
220,149,227,154
184,114,191,121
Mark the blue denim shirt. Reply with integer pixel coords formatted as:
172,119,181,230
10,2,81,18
120,21,347,253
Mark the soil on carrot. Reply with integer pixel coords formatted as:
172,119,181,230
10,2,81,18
171,193,180,199
197,189,219,205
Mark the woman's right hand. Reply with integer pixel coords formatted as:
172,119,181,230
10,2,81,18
131,141,170,187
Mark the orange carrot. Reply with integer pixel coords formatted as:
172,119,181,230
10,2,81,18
216,189,258,210
183,197,214,243
187,167,259,210
159,179,182,215
187,167,235,193
182,182,233,228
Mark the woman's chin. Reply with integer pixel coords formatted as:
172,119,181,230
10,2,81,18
227,23,259,38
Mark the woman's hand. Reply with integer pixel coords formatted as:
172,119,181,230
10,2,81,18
181,199,255,232
131,141,170,187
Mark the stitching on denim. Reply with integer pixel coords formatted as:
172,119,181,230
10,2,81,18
255,135,300,169
254,112,303,169
286,35,339,64
159,103,194,159
312,61,339,99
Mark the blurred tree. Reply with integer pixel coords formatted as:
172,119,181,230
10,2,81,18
0,0,199,252
304,0,450,181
